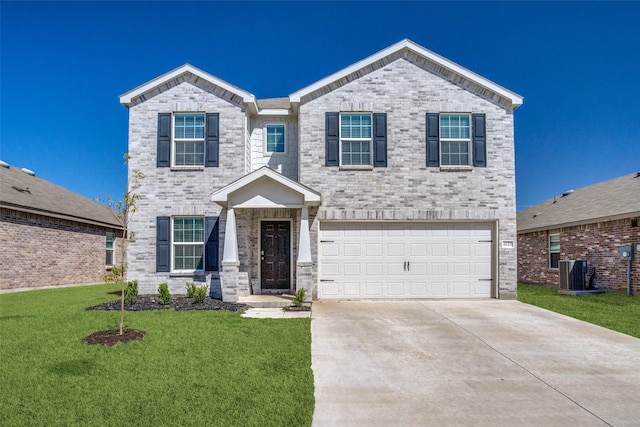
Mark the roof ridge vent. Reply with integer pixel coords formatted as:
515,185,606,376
0,160,10,168
561,189,574,197
20,168,36,176
635,171,640,178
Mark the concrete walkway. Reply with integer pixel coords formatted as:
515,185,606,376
241,307,311,318
311,300,640,427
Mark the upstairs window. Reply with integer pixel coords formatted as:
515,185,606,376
340,113,372,166
173,216,204,271
549,233,560,269
105,232,115,265
266,124,286,153
440,114,470,166
174,113,205,166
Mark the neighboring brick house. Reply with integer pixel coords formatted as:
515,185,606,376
517,173,640,293
0,161,123,290
119,39,523,301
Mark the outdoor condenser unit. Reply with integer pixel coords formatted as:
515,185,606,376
558,260,587,291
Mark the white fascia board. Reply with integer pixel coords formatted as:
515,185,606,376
257,109,292,116
290,39,523,109
119,64,257,108
212,167,321,205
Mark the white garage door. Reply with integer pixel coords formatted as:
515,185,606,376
319,222,493,299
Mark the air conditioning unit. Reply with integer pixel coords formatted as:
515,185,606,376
558,260,587,291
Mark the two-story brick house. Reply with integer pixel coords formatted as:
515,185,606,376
119,39,523,302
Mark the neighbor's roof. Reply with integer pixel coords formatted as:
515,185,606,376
517,172,640,233
0,162,122,229
289,39,524,109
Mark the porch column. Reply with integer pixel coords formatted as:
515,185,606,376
298,205,312,263
297,205,313,301
222,207,239,264
221,207,239,303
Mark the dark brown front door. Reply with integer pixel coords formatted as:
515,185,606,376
261,221,291,290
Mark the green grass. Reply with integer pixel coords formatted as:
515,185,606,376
518,284,640,338
0,285,314,427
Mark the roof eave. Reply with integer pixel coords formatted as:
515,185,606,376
517,211,640,234
289,39,523,109
119,63,258,110
0,202,123,230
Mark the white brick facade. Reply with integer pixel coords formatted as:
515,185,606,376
121,40,521,300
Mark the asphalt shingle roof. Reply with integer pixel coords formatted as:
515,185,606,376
0,163,122,229
517,172,640,233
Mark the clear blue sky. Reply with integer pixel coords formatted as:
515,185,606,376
2,1,639,211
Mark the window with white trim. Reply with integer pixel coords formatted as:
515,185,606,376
340,113,372,166
440,114,470,166
266,124,286,153
105,232,115,265
174,113,205,166
173,217,204,271
549,233,560,269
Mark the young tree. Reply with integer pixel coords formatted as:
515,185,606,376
102,154,144,336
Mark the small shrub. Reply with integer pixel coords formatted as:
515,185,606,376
185,282,197,298
158,283,171,305
193,284,209,304
124,280,138,306
292,288,306,307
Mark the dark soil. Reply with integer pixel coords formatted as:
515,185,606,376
283,305,311,311
84,328,146,346
87,295,248,312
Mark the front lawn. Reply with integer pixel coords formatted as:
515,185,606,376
518,284,640,339
0,285,314,426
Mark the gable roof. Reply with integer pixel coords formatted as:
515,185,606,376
517,172,640,233
289,39,524,110
119,63,258,109
0,162,122,229
211,166,321,208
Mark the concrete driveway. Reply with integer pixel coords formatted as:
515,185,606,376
311,300,640,426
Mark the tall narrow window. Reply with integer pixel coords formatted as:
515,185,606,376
340,113,372,166
174,113,205,166
549,233,560,269
266,124,286,153
173,217,205,271
106,232,115,265
440,114,470,166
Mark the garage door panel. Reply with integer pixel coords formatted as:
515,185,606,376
410,243,427,256
409,281,427,296
387,282,405,295
321,242,339,257
431,243,448,256
387,243,405,257
344,282,360,296
409,262,427,276
366,282,383,296
454,282,471,295
319,222,493,299
366,243,383,256
366,263,383,276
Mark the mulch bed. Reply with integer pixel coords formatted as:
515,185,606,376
87,295,248,312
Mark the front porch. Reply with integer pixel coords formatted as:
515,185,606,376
212,167,321,303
